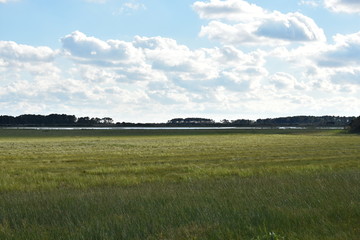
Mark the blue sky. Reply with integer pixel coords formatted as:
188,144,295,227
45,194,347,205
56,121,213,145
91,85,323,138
1,0,360,122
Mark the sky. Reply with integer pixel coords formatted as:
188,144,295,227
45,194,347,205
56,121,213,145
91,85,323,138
1,0,360,123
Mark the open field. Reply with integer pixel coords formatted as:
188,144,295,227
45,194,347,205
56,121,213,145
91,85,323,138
0,129,359,239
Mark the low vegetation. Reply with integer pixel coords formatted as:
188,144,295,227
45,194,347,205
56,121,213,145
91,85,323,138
0,129,359,239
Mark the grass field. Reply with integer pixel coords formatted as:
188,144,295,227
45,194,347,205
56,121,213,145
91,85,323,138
0,129,359,239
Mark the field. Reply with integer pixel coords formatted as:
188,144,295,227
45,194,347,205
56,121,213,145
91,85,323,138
0,129,359,239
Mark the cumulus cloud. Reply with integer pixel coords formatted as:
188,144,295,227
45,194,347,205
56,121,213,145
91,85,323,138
193,0,326,45
61,32,266,86
2,30,358,122
265,30,360,96
330,69,360,85
316,31,360,67
61,31,143,65
0,41,59,89
135,36,222,81
62,31,347,110
269,72,297,89
57,31,279,112
324,0,360,14
0,41,56,62
256,12,325,42
193,0,265,21
199,21,256,44
134,35,194,70
268,72,309,91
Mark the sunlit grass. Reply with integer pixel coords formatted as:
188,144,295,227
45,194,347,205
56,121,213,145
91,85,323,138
0,129,359,191
0,129,359,239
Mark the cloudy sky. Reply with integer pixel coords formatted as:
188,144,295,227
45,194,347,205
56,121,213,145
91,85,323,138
1,0,360,122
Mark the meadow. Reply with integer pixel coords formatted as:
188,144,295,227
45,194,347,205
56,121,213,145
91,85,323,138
0,128,359,239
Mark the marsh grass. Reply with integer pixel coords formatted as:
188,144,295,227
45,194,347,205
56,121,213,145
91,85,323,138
0,129,359,239
1,171,359,239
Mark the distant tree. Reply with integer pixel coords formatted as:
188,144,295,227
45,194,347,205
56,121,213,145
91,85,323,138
167,117,215,125
77,117,91,125
231,119,253,126
349,116,360,133
101,117,114,124
183,118,215,124
254,116,354,127
0,115,15,125
46,114,76,125
167,118,185,124
90,117,101,124
16,114,46,125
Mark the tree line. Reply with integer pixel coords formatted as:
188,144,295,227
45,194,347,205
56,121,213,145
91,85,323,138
251,115,354,127
0,114,357,128
167,116,355,127
0,114,113,126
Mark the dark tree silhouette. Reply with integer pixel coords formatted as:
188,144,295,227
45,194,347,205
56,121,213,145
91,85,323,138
349,116,360,133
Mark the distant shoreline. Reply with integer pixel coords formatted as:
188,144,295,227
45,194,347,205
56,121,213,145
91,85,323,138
0,126,346,130
0,114,355,128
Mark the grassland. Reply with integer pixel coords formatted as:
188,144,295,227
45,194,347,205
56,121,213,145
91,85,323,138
0,129,359,239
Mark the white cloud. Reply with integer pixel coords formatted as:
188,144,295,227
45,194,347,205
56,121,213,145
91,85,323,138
115,1,146,15
0,41,60,90
135,36,221,81
0,41,56,62
63,31,359,114
316,31,360,68
61,31,144,65
219,66,267,91
58,32,274,111
0,59,8,68
134,36,194,70
269,72,297,89
265,30,360,97
193,0,265,22
194,0,326,45
1,29,358,122
324,0,360,14
199,21,256,44
256,12,326,42
330,69,360,85
299,0,320,7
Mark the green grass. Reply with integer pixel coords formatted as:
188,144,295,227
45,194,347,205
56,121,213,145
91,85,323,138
0,129,359,239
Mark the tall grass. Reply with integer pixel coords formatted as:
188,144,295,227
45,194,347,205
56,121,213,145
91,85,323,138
0,129,359,191
0,129,359,239
1,171,359,239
